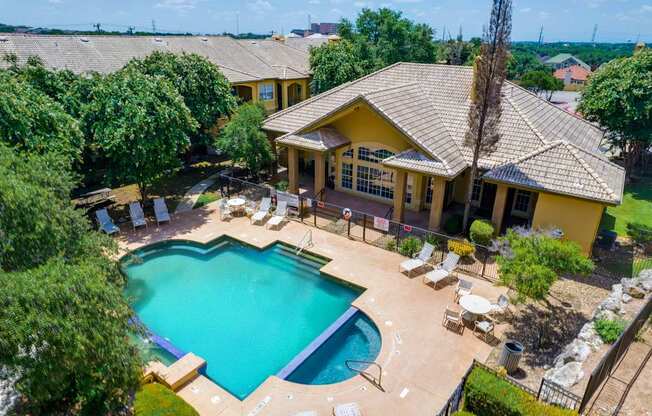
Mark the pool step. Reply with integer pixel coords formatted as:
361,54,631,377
153,352,207,392
264,252,325,276
270,244,328,269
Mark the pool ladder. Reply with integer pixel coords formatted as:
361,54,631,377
296,230,313,255
345,359,384,392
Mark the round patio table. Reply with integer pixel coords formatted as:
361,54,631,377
459,294,491,321
227,198,246,216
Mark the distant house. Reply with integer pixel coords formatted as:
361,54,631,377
554,65,591,87
310,22,339,36
0,34,312,113
544,53,591,71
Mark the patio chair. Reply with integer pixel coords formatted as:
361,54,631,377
423,252,461,288
489,294,511,320
251,197,272,225
218,199,232,221
399,242,435,277
95,208,120,235
129,202,148,230
473,316,495,342
454,279,473,303
442,306,464,334
267,201,288,230
153,198,171,225
333,402,363,416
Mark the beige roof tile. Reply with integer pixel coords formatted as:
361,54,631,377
276,127,350,152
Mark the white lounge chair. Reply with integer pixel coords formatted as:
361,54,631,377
424,252,461,288
251,197,272,225
266,201,287,230
333,402,362,416
454,279,473,303
128,202,148,230
153,198,171,225
95,208,119,235
399,242,434,277
218,199,232,221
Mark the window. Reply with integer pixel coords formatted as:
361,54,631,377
341,163,353,189
471,179,483,204
259,83,273,101
425,177,433,204
512,190,532,217
357,146,395,163
342,148,353,158
406,175,413,204
356,166,394,200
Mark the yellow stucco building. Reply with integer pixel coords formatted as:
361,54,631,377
264,63,625,254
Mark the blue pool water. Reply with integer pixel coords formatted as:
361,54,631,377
122,238,381,399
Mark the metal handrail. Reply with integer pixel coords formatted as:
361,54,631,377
345,359,383,391
296,229,313,255
315,187,326,202
384,206,394,219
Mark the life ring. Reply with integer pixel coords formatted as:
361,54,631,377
342,208,352,220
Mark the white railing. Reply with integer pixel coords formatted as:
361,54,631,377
296,230,313,255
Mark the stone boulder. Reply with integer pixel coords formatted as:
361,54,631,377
622,293,633,303
578,322,604,351
593,308,617,322
545,362,584,389
554,339,592,366
638,268,652,280
621,278,646,299
0,366,19,416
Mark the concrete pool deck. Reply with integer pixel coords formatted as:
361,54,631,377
118,203,508,416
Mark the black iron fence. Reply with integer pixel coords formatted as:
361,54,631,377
578,295,652,414
218,174,499,281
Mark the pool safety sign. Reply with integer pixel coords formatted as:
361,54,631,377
373,216,389,232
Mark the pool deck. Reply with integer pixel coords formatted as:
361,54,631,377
119,203,508,416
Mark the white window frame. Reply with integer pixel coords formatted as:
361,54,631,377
470,178,483,206
341,162,353,189
259,83,274,101
511,189,533,218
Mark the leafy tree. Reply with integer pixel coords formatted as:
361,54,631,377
462,0,512,231
125,52,237,144
7,55,79,102
578,49,652,180
84,69,197,200
519,70,563,100
217,102,273,178
496,228,594,300
507,49,547,80
310,40,365,93
0,71,83,162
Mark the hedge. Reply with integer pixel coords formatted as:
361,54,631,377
470,219,494,246
464,367,577,416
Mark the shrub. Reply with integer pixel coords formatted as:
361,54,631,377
194,192,218,208
135,383,198,416
385,239,397,251
425,233,443,248
275,180,289,192
448,239,476,257
444,214,464,235
399,236,423,257
594,318,627,343
626,222,652,252
470,220,495,246
464,366,577,416
452,412,476,416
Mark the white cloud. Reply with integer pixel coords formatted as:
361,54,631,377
247,0,273,13
394,0,422,3
538,11,550,19
155,0,196,11
308,0,320,3
48,0,63,3
330,8,343,14
519,7,532,13
354,0,374,7
641,4,652,12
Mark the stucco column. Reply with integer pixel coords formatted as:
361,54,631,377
392,170,407,223
287,147,299,194
313,151,326,195
428,176,446,231
282,81,289,110
491,184,509,235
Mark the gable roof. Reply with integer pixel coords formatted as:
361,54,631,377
264,62,623,204
545,53,591,70
276,128,350,152
0,34,310,83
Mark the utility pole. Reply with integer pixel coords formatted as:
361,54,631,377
93,23,101,33
591,24,598,43
151,19,156,34
537,25,544,48
127,26,135,35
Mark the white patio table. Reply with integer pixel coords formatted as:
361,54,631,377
459,294,491,321
227,198,246,215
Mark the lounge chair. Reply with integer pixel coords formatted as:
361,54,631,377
473,316,495,342
423,252,461,288
399,242,434,277
266,201,287,230
153,198,171,225
95,208,120,235
454,279,473,303
218,199,232,221
129,202,148,230
251,197,272,225
442,306,464,334
333,402,362,416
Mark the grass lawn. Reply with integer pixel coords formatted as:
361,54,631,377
135,383,198,416
600,175,652,237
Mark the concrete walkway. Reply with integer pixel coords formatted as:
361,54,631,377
174,173,222,214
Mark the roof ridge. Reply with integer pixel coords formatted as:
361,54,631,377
216,63,260,79
361,82,421,96
496,140,563,169
230,36,276,78
503,87,549,147
264,61,405,125
561,141,618,201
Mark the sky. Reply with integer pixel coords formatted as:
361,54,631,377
1,0,651,42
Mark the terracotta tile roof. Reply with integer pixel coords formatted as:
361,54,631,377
554,65,591,82
264,62,623,204
0,34,310,83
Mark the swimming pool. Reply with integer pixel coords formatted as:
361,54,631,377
122,237,382,399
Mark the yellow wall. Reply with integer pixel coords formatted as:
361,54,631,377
532,192,605,255
233,78,310,114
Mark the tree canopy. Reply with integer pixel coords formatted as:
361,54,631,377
125,52,237,144
519,70,563,100
217,102,273,178
579,49,652,177
310,40,365,94
84,69,197,199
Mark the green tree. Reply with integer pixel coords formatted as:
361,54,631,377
507,49,547,80
0,71,83,162
7,55,80,102
84,70,197,200
125,52,237,144
310,40,365,93
579,49,652,180
519,70,563,100
217,102,273,178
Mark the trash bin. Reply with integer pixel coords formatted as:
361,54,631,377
498,340,524,374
